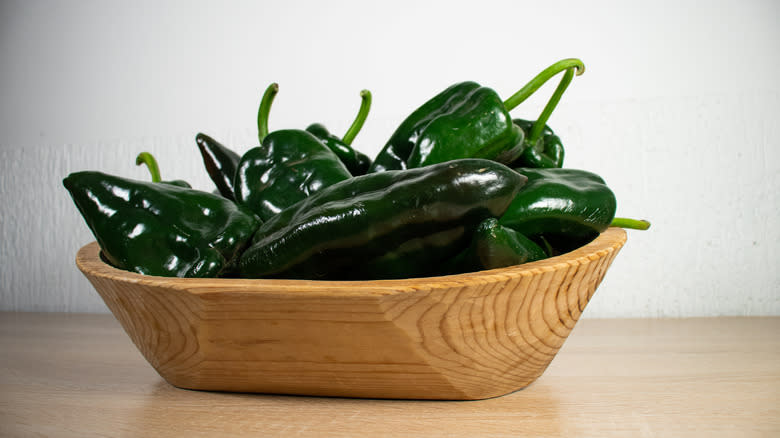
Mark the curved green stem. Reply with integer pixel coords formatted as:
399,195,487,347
135,152,161,183
503,58,585,111
611,217,651,230
528,67,575,144
342,89,372,146
257,82,279,143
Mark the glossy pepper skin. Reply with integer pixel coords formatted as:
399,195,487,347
499,167,617,254
510,119,564,168
368,82,524,172
63,171,261,278
196,133,241,199
233,129,352,221
305,123,371,175
443,218,549,274
238,159,527,280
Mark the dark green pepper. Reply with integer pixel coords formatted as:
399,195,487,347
195,133,241,199
307,123,372,176
234,83,352,221
369,81,479,172
368,82,524,172
135,152,191,188
368,59,584,172
405,86,526,168
63,171,260,278
499,167,617,254
510,119,564,169
306,89,373,176
238,158,527,280
442,217,549,274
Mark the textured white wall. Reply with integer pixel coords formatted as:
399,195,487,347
1,0,778,316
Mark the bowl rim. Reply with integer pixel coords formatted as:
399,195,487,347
75,227,627,295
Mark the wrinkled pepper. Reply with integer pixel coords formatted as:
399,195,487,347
234,83,353,221
499,167,617,254
368,58,584,173
63,171,260,278
135,152,191,187
238,158,527,280
306,89,373,175
195,133,241,200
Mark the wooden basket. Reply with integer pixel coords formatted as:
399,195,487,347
76,227,626,400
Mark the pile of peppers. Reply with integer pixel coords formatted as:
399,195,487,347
64,58,649,280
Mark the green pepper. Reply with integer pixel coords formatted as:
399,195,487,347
369,81,479,172
195,133,241,199
441,217,549,274
234,83,352,221
306,89,373,175
510,119,564,168
306,123,371,176
63,171,260,278
238,158,527,280
499,167,617,254
234,130,353,221
368,82,523,172
135,152,191,188
368,59,584,172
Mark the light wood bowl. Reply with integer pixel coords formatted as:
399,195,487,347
76,227,627,400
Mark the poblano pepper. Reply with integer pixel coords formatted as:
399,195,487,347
234,83,353,221
306,89,373,175
135,152,191,188
195,133,241,199
510,119,564,169
368,58,584,172
63,171,260,278
499,167,617,254
306,124,372,176
238,158,527,280
368,82,523,172
441,217,549,275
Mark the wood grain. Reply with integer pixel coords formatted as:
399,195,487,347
73,228,627,399
1,313,778,437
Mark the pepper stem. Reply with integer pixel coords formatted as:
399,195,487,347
257,82,279,143
502,58,585,112
342,89,372,146
611,217,651,230
135,152,161,183
527,67,576,144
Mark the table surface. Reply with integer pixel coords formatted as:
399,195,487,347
1,312,778,437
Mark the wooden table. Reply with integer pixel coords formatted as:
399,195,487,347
1,313,777,437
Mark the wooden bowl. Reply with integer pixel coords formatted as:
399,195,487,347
76,227,627,400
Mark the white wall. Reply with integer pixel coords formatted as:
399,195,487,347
1,0,778,316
